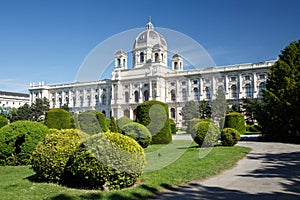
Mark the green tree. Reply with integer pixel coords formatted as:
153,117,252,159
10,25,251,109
242,98,261,125
31,97,50,121
109,116,118,132
61,103,70,112
211,89,227,128
12,103,32,121
199,101,211,119
257,40,300,143
181,101,199,121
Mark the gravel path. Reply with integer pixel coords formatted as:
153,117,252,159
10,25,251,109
152,141,300,200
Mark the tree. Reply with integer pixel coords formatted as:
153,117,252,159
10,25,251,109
199,101,211,119
257,40,300,143
30,97,50,121
13,103,32,121
211,89,227,128
109,116,118,132
61,103,70,112
242,98,261,125
181,101,199,121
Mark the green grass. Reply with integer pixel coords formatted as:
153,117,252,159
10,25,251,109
0,140,250,200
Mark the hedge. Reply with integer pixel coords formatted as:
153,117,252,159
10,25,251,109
224,112,246,134
135,100,172,144
169,118,178,135
63,132,146,190
117,116,133,133
44,108,71,130
76,110,108,135
221,128,240,146
122,122,152,148
191,120,220,147
0,121,50,165
0,115,8,128
31,129,88,183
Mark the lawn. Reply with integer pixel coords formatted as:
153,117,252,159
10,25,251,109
0,140,250,200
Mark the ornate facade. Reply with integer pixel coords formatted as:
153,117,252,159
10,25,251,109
29,21,275,127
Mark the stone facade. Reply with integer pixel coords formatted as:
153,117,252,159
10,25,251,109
0,91,30,109
29,21,275,127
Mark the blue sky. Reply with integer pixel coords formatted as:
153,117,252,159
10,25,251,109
0,0,300,93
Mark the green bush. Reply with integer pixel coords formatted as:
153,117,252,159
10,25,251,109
31,129,88,183
0,115,8,128
191,120,220,147
135,100,172,144
246,124,261,132
109,117,118,132
44,108,71,130
0,121,50,165
169,119,178,135
76,110,108,135
186,118,201,135
221,128,240,146
63,132,146,190
117,116,133,133
224,112,246,135
122,122,152,148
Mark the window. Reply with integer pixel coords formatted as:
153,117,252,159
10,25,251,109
59,97,62,108
124,109,130,118
259,74,266,79
245,75,251,81
125,92,129,103
171,89,176,101
194,87,200,100
193,80,198,84
182,88,188,101
245,84,253,98
65,97,69,105
87,96,91,107
231,76,237,81
258,82,266,97
102,94,106,105
144,90,149,102
218,77,224,82
80,96,84,107
205,79,210,83
140,52,144,63
231,85,238,98
170,108,176,119
205,87,211,99
73,97,76,107
171,82,175,86
182,81,186,86
117,58,121,67
155,53,159,62
174,62,178,70
134,91,139,103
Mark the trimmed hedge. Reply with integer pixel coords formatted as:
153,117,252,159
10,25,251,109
221,128,240,146
76,110,108,135
224,112,246,134
0,115,8,128
169,118,178,135
0,121,50,165
44,108,71,130
191,120,220,147
135,100,172,144
31,129,88,183
117,116,133,133
122,122,152,148
63,132,146,190
246,124,261,132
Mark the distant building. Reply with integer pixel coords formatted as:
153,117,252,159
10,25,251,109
0,91,30,109
29,20,274,127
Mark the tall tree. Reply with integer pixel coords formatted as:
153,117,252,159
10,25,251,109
211,89,227,128
30,97,50,121
257,40,300,143
199,101,211,119
181,101,199,121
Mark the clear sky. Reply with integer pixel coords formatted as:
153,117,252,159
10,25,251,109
0,0,300,93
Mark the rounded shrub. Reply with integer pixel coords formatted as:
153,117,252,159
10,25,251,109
0,115,8,128
63,132,146,190
44,108,71,130
191,120,220,147
76,110,108,135
221,128,240,146
31,129,88,183
186,118,201,135
117,116,133,133
0,121,50,165
224,112,246,135
135,100,172,144
169,118,178,135
122,122,152,148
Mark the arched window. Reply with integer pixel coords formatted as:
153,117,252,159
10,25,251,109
133,109,137,121
102,94,106,105
124,109,130,118
102,110,106,117
134,91,139,103
258,82,266,97
155,53,159,62
117,58,121,67
161,53,164,62
194,87,199,100
231,85,237,98
87,96,91,107
125,92,129,103
65,97,69,105
170,108,176,119
182,88,188,101
171,89,176,101
52,98,55,108
143,90,149,102
95,95,99,105
73,97,76,107
174,62,178,70
140,52,144,63
123,59,126,67
205,87,211,99
80,96,84,107
59,97,62,108
245,84,253,98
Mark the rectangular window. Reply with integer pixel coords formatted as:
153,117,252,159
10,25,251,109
245,76,251,81
230,77,237,81
259,74,266,79
193,80,198,84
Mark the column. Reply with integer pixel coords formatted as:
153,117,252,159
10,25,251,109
225,75,229,99
149,80,152,100
238,74,243,99
253,72,257,98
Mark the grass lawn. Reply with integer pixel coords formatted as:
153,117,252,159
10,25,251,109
0,140,250,200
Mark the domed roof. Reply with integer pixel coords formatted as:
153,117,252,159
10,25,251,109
133,20,167,50
172,53,181,58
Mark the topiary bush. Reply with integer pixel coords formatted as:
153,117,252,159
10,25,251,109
117,116,133,133
190,120,220,147
186,118,201,135
44,108,71,130
224,112,246,135
0,115,8,128
169,118,178,135
0,121,50,165
122,122,152,148
76,110,108,135
31,129,88,183
63,132,146,190
221,128,240,146
135,100,172,144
